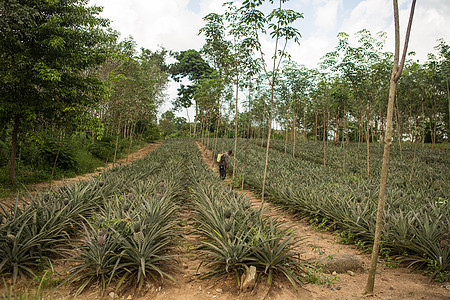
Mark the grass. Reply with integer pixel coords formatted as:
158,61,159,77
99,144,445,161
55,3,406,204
2,270,68,300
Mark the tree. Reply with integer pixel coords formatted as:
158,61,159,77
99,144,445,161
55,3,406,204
0,0,113,184
365,0,416,294
200,3,258,179
239,0,303,200
159,111,175,138
169,49,214,137
100,41,169,163
281,61,314,156
321,29,390,175
434,39,450,136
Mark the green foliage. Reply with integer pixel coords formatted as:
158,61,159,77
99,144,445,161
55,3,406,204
39,140,77,171
169,49,215,110
64,140,185,294
0,140,9,166
87,136,115,161
182,138,305,289
302,264,339,287
0,0,114,184
142,123,161,142
208,138,450,280
0,131,152,196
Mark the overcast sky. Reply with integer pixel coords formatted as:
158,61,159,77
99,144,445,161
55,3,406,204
88,0,450,118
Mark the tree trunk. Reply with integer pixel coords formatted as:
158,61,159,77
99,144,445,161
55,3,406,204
206,114,211,149
222,121,228,151
314,108,318,144
9,114,20,185
213,99,222,158
292,101,299,158
303,112,307,140
200,116,206,144
421,100,425,147
365,0,415,294
335,117,339,144
260,99,267,148
284,99,291,153
447,77,450,137
366,104,370,176
409,137,418,182
186,107,192,137
395,91,403,158
432,98,437,149
262,86,275,201
323,108,326,166
379,107,383,148
50,128,66,183
127,124,135,163
17,140,22,171
429,110,434,149
233,80,239,180
241,78,253,191
327,110,330,147
343,106,347,171
113,113,122,166
193,103,198,138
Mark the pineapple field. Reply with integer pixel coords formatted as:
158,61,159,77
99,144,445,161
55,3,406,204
206,138,449,280
2,0,450,298
0,138,448,299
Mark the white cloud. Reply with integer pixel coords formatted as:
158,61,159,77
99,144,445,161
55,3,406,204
405,4,449,60
340,0,392,37
291,35,334,68
90,0,219,52
314,0,341,33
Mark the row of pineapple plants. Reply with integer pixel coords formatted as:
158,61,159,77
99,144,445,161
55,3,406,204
66,145,185,295
208,138,449,281
0,140,185,296
257,138,448,200
183,139,307,289
0,180,105,284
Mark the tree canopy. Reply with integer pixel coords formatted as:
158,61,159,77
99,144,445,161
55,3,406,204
1,0,112,183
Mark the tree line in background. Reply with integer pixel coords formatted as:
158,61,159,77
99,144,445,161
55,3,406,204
170,31,449,151
0,0,171,187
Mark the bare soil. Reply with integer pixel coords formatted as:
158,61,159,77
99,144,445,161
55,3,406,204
1,141,449,300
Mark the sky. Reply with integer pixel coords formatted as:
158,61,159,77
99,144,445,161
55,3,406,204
88,0,450,119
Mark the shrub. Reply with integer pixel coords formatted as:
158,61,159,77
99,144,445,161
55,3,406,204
39,139,77,171
0,140,9,167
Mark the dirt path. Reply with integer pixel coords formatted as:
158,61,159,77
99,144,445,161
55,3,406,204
1,143,162,207
33,142,163,191
196,141,450,300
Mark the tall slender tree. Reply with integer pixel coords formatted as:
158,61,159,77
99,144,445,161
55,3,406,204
240,0,303,200
365,0,416,294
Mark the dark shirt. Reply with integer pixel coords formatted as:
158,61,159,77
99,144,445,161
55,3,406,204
219,153,229,167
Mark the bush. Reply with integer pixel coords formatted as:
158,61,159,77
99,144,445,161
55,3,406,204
39,139,78,171
87,137,114,161
143,123,160,142
0,140,9,167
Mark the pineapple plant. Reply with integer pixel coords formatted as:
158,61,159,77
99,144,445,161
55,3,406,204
133,223,145,244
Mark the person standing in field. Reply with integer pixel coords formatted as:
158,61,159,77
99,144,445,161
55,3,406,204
218,150,232,180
